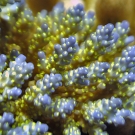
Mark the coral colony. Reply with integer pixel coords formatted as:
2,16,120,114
0,0,135,135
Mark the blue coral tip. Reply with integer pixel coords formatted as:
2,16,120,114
76,3,84,11
41,23,48,32
38,51,46,59
105,23,114,33
124,36,134,45
87,11,95,19
121,20,129,30
68,36,76,44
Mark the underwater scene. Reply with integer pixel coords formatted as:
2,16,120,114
0,0,135,135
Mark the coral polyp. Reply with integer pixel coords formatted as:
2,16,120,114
0,0,135,135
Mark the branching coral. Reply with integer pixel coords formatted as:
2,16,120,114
0,0,135,135
95,0,135,35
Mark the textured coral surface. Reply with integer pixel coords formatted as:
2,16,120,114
0,0,135,135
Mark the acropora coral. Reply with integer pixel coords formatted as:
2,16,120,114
0,0,135,135
95,0,135,35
